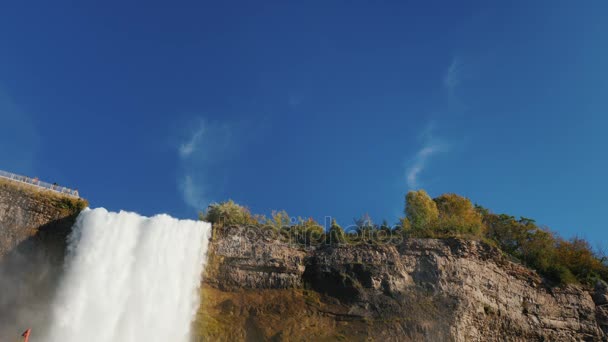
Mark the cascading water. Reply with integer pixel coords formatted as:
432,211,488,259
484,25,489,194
45,208,211,342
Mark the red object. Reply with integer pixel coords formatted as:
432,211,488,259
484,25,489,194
21,329,31,342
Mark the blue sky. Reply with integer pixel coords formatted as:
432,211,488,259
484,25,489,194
1,1,607,244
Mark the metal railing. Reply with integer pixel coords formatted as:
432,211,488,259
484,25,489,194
0,170,80,198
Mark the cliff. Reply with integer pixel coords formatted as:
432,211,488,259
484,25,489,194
0,178,87,339
194,225,608,341
0,181,606,341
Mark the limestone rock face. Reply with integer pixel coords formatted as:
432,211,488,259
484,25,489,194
205,225,307,290
201,226,607,341
595,281,608,336
0,181,606,341
0,179,83,340
0,180,78,258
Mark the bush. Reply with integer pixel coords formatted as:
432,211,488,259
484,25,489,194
545,264,577,284
480,208,608,285
58,197,89,215
289,217,325,246
404,191,484,239
433,194,485,237
327,219,347,245
264,210,291,230
202,200,258,227
405,190,439,232
204,192,608,286
555,238,606,283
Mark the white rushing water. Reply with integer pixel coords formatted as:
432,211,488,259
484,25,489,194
45,208,211,342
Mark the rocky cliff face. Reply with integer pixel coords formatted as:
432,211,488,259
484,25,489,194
0,182,606,341
0,179,86,340
0,178,85,258
195,225,608,341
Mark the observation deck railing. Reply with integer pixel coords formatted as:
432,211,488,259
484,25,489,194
0,170,80,198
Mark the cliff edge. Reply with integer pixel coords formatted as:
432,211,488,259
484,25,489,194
194,225,608,341
0,181,606,341
0,178,87,339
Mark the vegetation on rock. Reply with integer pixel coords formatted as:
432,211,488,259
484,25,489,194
200,189,607,286
0,177,88,216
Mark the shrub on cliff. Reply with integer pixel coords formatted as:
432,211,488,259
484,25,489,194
264,210,291,230
480,209,608,285
433,194,485,237
405,190,439,234
202,200,258,227
58,197,89,215
404,191,484,239
206,191,608,286
555,238,606,284
288,217,325,246
482,212,558,279
327,219,347,245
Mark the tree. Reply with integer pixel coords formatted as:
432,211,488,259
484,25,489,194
397,217,412,233
405,190,439,231
266,210,291,230
327,219,347,245
290,217,324,246
484,214,527,255
433,193,485,237
203,200,256,226
555,237,605,283
379,219,392,232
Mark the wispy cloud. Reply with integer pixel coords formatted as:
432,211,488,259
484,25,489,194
406,123,448,189
443,57,463,91
178,174,206,210
177,121,211,210
403,56,469,190
178,123,205,158
444,56,475,112
175,118,234,211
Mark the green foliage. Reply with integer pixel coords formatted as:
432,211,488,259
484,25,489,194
0,177,88,216
545,264,577,285
265,210,291,230
379,220,392,232
399,189,608,285
58,197,89,215
433,194,485,237
206,191,608,286
202,200,258,227
397,217,412,233
327,219,347,245
289,217,325,246
554,238,606,283
405,190,439,231
404,191,484,239
480,209,608,285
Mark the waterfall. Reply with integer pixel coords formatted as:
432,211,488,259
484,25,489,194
45,208,211,342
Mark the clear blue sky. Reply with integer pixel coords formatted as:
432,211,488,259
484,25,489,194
1,1,607,244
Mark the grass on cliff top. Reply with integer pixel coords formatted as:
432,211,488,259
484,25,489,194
0,177,88,216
